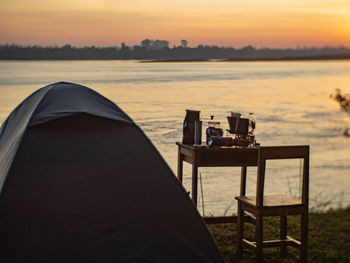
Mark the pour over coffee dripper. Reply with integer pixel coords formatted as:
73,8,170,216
227,116,238,134
227,112,256,147
227,115,248,136
235,118,249,138
227,115,250,147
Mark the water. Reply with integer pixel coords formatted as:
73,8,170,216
1,60,350,216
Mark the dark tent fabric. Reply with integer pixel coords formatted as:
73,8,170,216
0,82,224,263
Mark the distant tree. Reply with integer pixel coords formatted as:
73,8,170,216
132,45,142,50
141,39,151,49
181,40,188,48
121,42,127,50
241,45,255,52
138,39,169,50
151,40,169,50
62,44,72,50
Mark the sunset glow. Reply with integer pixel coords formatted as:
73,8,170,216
1,0,350,48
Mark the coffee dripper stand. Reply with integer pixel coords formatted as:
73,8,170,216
226,115,258,147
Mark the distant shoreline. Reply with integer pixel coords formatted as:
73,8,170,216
142,55,350,62
2,56,350,62
2,45,350,62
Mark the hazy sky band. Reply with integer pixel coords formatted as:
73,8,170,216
1,0,350,48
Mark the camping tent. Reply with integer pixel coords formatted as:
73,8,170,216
0,82,224,263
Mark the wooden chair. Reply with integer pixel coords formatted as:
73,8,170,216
235,146,309,263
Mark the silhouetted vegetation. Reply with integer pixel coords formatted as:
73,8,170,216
331,89,350,115
1,40,350,61
330,89,350,136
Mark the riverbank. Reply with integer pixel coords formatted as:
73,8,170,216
2,56,350,62
142,54,350,63
208,207,350,262
2,45,350,61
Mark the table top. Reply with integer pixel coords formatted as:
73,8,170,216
176,142,259,167
176,142,259,151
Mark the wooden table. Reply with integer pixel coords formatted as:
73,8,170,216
176,142,259,224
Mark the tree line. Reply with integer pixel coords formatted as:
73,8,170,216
1,39,350,61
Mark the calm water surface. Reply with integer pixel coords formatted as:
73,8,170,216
1,60,350,216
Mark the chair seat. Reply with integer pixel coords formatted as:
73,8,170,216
236,195,304,216
236,194,302,209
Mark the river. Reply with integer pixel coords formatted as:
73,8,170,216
1,60,350,215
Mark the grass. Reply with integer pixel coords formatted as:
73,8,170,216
207,207,350,263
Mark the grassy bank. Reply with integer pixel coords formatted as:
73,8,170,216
207,207,350,263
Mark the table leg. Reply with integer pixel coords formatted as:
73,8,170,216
240,166,247,196
192,164,198,206
177,146,183,183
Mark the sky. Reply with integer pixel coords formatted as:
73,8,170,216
1,0,350,48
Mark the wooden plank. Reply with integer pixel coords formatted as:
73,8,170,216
180,147,194,159
191,164,198,206
236,195,302,207
198,150,258,167
242,238,256,249
262,238,299,248
237,204,244,259
256,155,265,208
176,142,259,167
302,153,310,206
256,215,264,262
203,215,256,224
301,212,308,262
183,155,194,164
280,215,287,255
244,211,256,224
177,146,183,183
242,236,301,249
286,236,301,248
259,145,309,160
240,166,247,196
260,206,304,216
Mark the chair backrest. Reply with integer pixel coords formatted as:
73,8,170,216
256,145,310,207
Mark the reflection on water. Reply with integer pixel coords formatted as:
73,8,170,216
1,60,350,215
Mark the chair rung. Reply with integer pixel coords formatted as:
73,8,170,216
285,236,301,248
242,236,301,249
203,215,253,224
242,239,256,249
243,211,256,224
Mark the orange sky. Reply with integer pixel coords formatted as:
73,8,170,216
1,0,350,48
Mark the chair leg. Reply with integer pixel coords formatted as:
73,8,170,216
280,215,287,256
256,214,264,263
301,212,308,263
236,202,244,260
